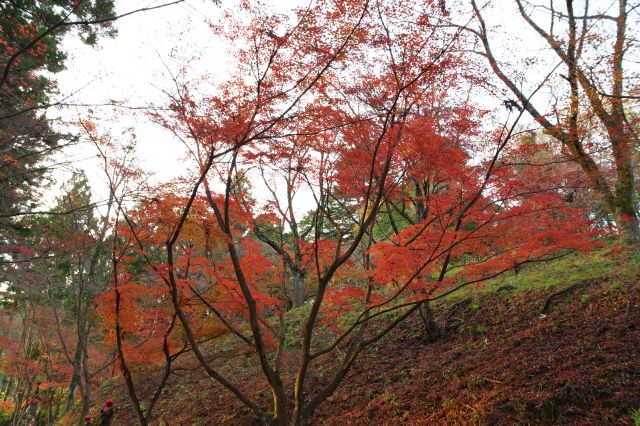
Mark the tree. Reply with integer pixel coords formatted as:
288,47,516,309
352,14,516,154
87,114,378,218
133,1,595,424
251,137,317,309
0,0,116,225
0,171,113,426
0,0,191,272
0,1,604,425
0,119,148,425
96,200,194,426
466,0,640,245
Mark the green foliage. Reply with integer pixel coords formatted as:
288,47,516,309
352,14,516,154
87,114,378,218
608,281,622,291
284,296,372,350
1,0,117,88
6,171,108,315
0,0,117,226
284,304,310,347
623,252,640,281
284,303,332,349
371,202,412,241
298,197,359,242
447,250,623,302
380,390,398,407
580,293,590,305
632,407,640,426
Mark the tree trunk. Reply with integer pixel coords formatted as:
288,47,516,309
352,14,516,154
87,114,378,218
64,341,82,412
1,378,11,401
292,270,305,308
617,212,640,246
270,391,289,426
47,389,53,425
612,134,639,246
419,301,441,343
79,343,91,426
54,388,62,420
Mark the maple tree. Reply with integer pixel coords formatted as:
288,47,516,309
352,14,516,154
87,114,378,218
0,120,147,425
0,172,113,425
0,11,192,419
0,1,614,425
96,205,189,426
128,1,596,424
463,0,640,245
0,0,198,284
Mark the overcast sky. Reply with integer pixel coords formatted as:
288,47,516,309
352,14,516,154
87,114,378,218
48,0,609,210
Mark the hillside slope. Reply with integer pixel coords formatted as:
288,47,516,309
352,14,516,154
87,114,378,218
60,253,640,425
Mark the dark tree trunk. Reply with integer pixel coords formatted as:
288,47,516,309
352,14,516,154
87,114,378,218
64,341,82,412
292,270,305,308
419,301,441,343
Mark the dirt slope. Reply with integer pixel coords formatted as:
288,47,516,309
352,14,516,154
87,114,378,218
60,261,640,425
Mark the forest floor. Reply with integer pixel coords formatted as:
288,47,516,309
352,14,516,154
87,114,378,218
60,250,640,425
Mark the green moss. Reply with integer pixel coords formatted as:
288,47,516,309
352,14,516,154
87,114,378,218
445,249,631,303
632,407,640,426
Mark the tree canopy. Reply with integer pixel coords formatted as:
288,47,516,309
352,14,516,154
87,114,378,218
0,1,637,425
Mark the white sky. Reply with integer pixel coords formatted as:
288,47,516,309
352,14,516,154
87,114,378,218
51,0,305,208
53,1,228,195
48,0,624,211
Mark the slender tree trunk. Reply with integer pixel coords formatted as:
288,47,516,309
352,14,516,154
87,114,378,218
54,388,62,420
11,379,25,426
270,386,289,426
79,341,91,426
114,257,148,426
419,301,440,343
47,389,53,425
64,341,82,412
292,270,306,308
1,378,11,401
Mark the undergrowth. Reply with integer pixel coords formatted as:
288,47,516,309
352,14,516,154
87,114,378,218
447,248,637,303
